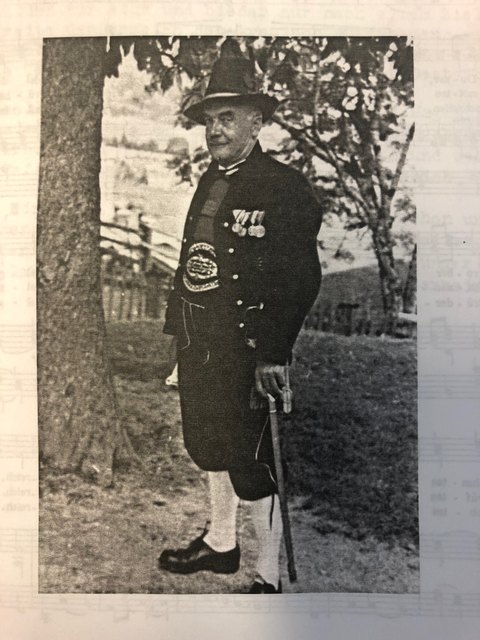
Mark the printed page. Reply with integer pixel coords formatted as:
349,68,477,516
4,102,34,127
1,1,479,639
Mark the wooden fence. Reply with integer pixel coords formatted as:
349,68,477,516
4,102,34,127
100,218,175,321
102,270,171,321
304,301,417,339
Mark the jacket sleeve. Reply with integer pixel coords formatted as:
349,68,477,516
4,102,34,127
255,171,323,364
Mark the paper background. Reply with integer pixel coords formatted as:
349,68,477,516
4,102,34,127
1,1,479,638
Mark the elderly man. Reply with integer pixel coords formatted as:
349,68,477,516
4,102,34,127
159,41,322,593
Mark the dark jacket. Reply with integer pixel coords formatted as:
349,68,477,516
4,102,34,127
164,143,323,364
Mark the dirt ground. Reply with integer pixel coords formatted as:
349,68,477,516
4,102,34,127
39,376,419,595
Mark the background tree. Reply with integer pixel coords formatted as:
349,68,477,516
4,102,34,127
38,38,126,485
259,37,415,331
38,36,204,481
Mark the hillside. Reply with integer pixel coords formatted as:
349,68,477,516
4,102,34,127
308,262,410,333
318,261,409,306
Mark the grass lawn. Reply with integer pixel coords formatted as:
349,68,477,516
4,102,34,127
288,330,417,545
39,320,418,594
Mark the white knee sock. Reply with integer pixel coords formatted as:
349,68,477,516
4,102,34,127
250,493,283,587
203,471,239,552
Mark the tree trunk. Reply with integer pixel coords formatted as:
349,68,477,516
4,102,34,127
37,38,122,486
370,215,403,335
402,244,417,313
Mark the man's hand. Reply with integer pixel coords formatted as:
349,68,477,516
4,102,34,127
255,361,285,399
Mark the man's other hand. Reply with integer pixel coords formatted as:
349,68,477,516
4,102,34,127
255,361,285,399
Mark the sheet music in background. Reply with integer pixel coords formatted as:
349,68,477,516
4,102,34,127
1,1,479,639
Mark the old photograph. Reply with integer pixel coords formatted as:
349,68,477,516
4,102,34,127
37,35,417,594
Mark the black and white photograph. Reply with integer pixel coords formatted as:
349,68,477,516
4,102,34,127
37,35,417,595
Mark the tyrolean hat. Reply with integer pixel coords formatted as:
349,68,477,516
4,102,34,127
183,39,279,125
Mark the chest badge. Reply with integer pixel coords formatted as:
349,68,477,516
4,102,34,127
183,242,219,292
232,209,265,238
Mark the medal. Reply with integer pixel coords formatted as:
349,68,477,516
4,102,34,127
232,210,246,236
231,209,266,237
255,211,266,237
248,210,266,238
248,225,265,237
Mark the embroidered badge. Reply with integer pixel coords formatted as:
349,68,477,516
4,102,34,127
183,242,220,292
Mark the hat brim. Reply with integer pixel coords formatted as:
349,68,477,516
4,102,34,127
183,93,279,125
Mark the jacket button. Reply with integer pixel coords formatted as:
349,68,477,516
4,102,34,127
228,248,235,254
223,222,229,228
239,322,245,328
232,274,239,280
236,300,243,306
183,238,187,243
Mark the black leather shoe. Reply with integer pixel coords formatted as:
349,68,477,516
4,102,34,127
158,533,240,575
248,580,282,593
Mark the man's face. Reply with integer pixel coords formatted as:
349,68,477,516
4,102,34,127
204,102,262,167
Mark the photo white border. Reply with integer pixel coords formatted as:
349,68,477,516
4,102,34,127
2,2,480,638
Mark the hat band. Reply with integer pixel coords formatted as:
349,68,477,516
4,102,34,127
203,92,247,101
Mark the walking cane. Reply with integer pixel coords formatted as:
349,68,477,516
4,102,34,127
267,365,297,582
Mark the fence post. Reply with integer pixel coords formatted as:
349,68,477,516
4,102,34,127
139,215,152,272
364,300,372,335
137,273,146,319
105,275,114,322
320,304,332,333
117,275,125,320
126,273,135,321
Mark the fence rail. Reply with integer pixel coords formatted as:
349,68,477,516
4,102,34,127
100,218,175,321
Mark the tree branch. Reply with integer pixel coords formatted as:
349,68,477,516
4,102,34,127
321,143,370,219
390,122,415,196
271,112,333,166
345,112,382,211
274,109,369,219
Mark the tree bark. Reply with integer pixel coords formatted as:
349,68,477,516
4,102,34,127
370,213,404,335
37,38,122,486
